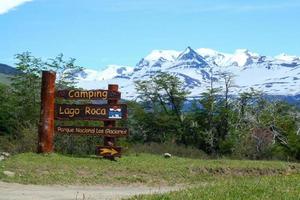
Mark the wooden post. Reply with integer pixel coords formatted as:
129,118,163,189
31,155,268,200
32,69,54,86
103,84,118,159
38,71,56,153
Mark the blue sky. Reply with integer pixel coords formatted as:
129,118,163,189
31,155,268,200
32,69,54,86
1,0,300,70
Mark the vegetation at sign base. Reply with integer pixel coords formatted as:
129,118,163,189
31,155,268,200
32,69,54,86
128,175,300,200
0,52,300,162
0,153,299,185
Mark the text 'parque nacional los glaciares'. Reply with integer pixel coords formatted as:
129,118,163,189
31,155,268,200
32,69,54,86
55,126,128,137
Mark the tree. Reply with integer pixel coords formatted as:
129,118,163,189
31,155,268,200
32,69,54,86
11,52,44,124
10,52,83,124
134,72,190,144
218,72,235,139
45,53,83,89
194,87,220,153
0,83,16,135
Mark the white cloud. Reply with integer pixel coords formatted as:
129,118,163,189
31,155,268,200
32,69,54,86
0,0,32,15
99,1,300,13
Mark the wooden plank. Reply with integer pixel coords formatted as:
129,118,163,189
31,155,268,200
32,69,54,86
55,126,128,137
55,104,127,120
56,89,121,100
96,146,122,157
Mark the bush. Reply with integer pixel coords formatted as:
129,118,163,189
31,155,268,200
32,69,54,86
0,124,37,154
232,134,273,160
54,135,103,156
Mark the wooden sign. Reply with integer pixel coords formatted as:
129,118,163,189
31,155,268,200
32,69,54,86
38,71,127,159
55,104,127,120
96,146,121,157
55,126,128,137
56,89,121,100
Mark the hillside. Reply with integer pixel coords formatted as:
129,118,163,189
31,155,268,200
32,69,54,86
0,64,19,75
0,63,18,85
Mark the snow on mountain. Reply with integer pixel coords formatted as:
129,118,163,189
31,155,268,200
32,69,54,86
77,65,134,91
144,49,180,62
228,49,255,66
275,53,300,62
172,46,209,69
77,47,300,99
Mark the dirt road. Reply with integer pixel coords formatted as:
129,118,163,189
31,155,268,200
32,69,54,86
0,181,180,200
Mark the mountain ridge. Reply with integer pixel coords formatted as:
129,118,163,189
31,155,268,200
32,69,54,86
0,63,19,75
77,47,300,99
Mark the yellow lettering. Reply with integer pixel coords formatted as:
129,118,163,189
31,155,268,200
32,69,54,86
101,108,106,115
65,90,110,99
102,91,107,99
88,91,94,99
59,107,80,117
68,90,74,98
59,107,64,114
85,107,91,114
85,106,106,116
104,129,127,135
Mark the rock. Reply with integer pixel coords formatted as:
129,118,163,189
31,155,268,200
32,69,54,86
0,155,5,161
0,152,10,157
3,171,15,177
0,152,10,161
164,153,172,158
2,152,10,157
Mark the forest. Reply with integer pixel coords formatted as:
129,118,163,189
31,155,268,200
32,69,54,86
0,52,299,161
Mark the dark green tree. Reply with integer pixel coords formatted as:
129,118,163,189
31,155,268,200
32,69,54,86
134,72,190,144
45,53,83,89
0,83,16,135
10,52,44,124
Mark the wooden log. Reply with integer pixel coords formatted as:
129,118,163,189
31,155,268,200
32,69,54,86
37,71,56,153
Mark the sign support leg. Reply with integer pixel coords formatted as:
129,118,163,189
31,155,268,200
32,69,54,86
38,71,56,153
103,84,118,160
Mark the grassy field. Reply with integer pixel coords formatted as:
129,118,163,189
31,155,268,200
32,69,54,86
0,153,299,186
129,175,300,200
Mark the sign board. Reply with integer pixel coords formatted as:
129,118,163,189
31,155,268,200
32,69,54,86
55,104,127,120
55,126,128,137
96,146,121,157
56,89,121,100
38,73,127,158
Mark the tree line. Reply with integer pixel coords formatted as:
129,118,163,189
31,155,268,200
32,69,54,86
0,52,299,160
127,71,300,160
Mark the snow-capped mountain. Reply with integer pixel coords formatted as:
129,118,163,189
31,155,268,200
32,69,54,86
77,47,300,99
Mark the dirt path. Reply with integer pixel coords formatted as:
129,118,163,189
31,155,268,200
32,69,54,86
0,181,180,200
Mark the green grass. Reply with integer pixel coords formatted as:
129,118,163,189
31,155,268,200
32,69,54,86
129,175,300,200
0,153,299,186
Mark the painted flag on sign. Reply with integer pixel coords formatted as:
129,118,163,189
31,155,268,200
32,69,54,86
108,106,122,119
